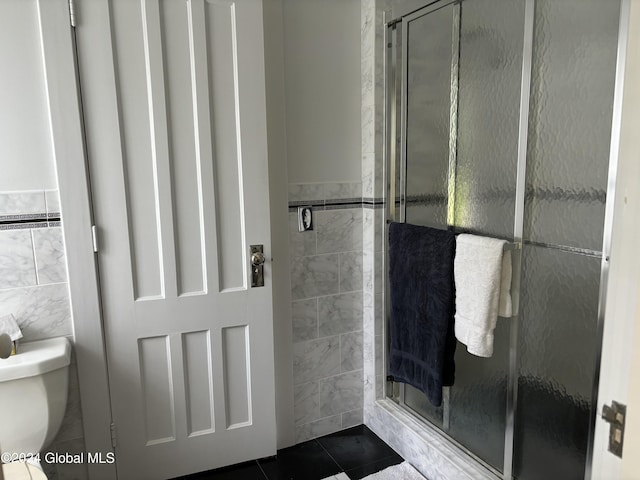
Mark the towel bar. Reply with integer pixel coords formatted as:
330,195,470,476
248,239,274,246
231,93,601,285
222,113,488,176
386,220,522,250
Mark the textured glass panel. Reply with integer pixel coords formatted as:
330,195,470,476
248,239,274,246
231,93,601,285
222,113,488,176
524,0,620,250
454,0,525,239
449,321,510,471
443,1,526,472
405,204,446,228
515,246,601,479
404,5,455,229
405,384,443,427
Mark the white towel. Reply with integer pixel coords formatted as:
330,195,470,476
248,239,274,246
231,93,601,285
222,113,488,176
454,234,512,357
0,313,23,341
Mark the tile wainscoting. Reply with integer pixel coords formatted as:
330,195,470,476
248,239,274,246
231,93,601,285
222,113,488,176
0,190,88,480
288,182,366,443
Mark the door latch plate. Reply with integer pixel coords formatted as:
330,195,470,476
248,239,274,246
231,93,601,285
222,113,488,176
250,245,265,288
602,400,626,457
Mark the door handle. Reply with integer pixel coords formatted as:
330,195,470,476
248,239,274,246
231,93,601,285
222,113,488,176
251,251,265,266
250,245,265,287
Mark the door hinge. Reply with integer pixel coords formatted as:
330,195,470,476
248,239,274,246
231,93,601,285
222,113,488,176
91,225,99,253
68,0,77,27
602,400,626,457
110,422,117,448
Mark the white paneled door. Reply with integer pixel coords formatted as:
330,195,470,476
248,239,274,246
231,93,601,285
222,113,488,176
79,1,276,478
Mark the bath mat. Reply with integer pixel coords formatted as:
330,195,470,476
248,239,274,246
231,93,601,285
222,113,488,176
321,462,425,480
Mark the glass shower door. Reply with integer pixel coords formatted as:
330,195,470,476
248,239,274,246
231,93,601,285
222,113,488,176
403,2,456,230
385,0,622,478
448,0,527,472
401,0,458,434
515,0,621,477
389,0,527,474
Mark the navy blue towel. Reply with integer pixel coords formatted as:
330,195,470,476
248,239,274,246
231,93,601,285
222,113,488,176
388,222,456,407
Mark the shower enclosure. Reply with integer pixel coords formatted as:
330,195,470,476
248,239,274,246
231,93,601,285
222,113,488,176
383,0,622,478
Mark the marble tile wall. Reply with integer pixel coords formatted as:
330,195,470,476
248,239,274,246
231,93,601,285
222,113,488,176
288,182,365,443
0,191,69,340
361,0,387,416
0,190,88,480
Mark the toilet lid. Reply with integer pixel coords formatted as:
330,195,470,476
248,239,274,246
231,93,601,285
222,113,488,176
2,461,48,480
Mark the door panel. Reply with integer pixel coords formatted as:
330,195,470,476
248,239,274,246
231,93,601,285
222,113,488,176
182,330,215,436
82,0,276,478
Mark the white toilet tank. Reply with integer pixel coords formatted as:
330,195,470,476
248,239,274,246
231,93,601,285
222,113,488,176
0,337,71,458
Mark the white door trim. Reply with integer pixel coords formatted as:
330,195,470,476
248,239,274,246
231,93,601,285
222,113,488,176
262,0,295,449
591,0,640,478
36,1,116,479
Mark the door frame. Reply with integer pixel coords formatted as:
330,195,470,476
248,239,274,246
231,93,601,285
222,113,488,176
36,0,115,479
591,0,640,477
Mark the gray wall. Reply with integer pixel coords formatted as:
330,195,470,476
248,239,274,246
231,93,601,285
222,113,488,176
283,0,362,183
280,0,365,443
264,0,365,448
0,0,57,191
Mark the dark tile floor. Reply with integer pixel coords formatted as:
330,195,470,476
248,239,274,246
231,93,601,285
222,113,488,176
176,425,403,480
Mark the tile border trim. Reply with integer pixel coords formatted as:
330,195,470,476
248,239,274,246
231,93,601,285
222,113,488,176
0,214,62,230
288,198,384,212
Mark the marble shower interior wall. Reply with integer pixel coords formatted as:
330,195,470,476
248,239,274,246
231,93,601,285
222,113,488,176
0,190,88,480
288,182,365,443
362,0,387,415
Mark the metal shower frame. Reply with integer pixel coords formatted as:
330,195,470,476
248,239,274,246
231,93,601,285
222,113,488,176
381,0,629,478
